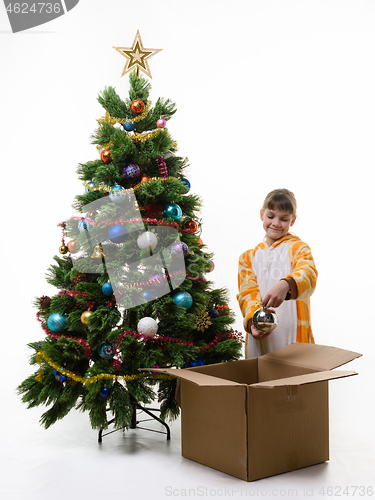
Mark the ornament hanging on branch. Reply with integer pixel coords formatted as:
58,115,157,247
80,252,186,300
100,149,112,164
157,156,168,178
163,203,182,221
98,341,116,360
157,117,167,129
123,119,136,131
91,244,106,259
80,310,93,326
195,311,213,332
183,219,199,233
123,164,141,180
130,99,145,114
137,317,159,337
67,240,78,254
102,282,113,296
47,313,68,333
173,291,193,310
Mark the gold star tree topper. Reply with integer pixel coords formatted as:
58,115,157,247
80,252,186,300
113,31,162,79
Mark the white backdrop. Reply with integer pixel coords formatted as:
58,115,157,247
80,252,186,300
1,1,374,499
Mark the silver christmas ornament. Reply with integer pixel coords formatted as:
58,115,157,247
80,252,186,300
253,307,278,333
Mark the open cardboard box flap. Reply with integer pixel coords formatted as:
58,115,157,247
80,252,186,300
146,367,243,387
145,367,358,388
249,369,357,388
141,343,362,388
262,343,362,371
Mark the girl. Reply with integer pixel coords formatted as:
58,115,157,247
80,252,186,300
237,188,318,357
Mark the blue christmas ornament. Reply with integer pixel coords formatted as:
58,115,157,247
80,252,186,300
98,341,115,360
143,290,155,302
53,369,67,382
78,218,93,232
100,387,110,398
123,120,136,131
192,358,205,367
163,203,182,221
209,309,219,318
123,164,141,179
85,181,95,193
180,178,191,193
108,225,127,244
47,313,68,332
185,358,205,368
109,185,126,203
171,242,189,256
102,282,113,296
173,291,193,310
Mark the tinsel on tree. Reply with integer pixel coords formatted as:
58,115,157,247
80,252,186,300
18,46,243,433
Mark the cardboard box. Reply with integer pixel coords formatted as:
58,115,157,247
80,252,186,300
153,343,361,481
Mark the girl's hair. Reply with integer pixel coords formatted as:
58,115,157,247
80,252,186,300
262,189,297,215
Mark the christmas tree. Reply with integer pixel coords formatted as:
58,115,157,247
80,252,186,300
18,32,243,435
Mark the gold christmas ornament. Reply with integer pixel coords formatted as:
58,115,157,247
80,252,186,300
196,311,212,332
113,30,162,79
59,245,69,255
81,310,93,326
91,244,106,259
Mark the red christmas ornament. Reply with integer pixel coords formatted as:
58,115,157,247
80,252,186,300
130,99,145,114
67,240,79,254
184,220,199,233
100,149,112,164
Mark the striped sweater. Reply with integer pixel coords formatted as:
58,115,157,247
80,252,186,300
237,234,318,357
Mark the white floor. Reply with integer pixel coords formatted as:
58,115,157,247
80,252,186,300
1,354,374,500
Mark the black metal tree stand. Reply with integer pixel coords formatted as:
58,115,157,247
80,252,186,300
98,395,171,443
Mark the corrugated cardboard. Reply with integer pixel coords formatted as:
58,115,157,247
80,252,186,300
149,343,361,481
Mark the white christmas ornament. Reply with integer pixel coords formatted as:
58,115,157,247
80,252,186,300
137,317,159,337
137,231,158,251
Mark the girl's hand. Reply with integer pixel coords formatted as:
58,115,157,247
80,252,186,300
249,323,272,340
262,280,290,308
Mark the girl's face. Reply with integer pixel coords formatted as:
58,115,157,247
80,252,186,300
260,208,296,245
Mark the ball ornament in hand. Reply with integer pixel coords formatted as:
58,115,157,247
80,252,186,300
252,307,278,333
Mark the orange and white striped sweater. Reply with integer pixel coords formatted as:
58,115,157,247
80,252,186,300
237,234,318,358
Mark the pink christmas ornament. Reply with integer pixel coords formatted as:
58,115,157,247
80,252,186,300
157,118,167,129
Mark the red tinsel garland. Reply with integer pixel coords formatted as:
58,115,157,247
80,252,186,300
59,217,197,235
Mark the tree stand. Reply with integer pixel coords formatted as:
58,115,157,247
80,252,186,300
98,396,171,443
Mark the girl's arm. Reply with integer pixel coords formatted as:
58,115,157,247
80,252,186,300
262,240,318,308
237,249,262,333
285,240,318,299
